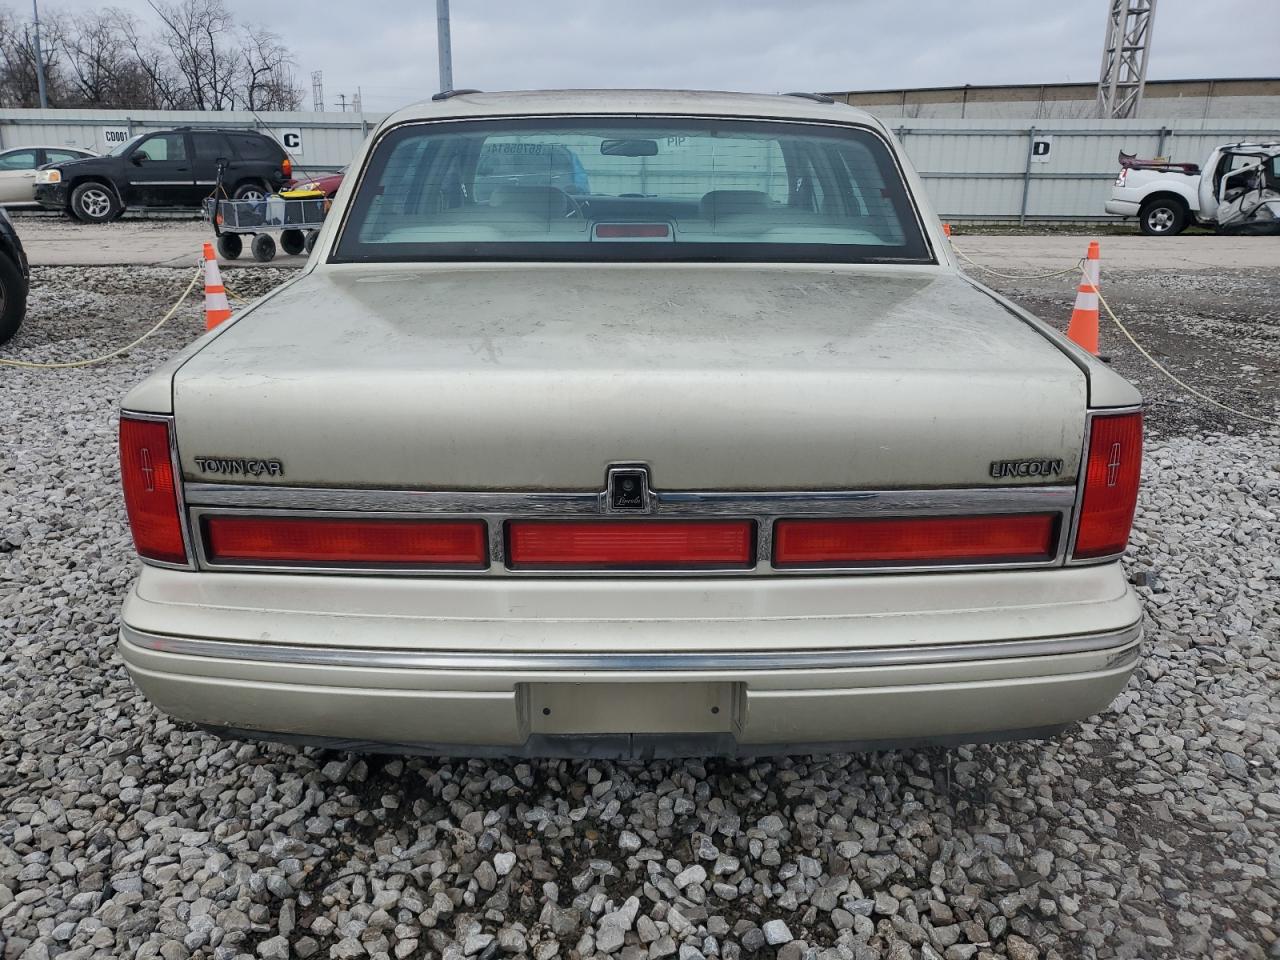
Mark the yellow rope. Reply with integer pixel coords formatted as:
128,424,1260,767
0,267,203,369
1088,277,1279,429
956,242,1277,429
952,244,1085,280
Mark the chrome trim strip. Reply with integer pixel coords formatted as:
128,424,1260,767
183,484,1076,576
122,622,1141,673
121,409,196,571
185,483,1077,516
1065,404,1143,567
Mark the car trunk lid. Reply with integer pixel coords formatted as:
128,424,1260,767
172,265,1086,491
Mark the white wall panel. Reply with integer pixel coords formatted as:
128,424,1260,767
1,110,1275,219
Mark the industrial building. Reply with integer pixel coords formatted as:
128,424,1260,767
826,78,1280,121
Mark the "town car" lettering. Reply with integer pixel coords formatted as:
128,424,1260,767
194,457,284,478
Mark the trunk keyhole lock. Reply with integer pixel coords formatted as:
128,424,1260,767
604,464,654,513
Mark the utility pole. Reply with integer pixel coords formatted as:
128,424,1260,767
1096,0,1158,119
312,70,324,112
31,0,48,109
436,0,453,94
336,93,348,112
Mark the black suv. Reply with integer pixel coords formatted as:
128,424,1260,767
35,127,291,223
0,206,30,345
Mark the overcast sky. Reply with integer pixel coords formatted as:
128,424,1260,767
77,0,1273,113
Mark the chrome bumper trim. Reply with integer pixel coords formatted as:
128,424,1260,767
120,622,1141,673
184,482,1078,517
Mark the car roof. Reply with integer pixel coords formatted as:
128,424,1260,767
167,127,273,135
380,89,883,130
1,144,92,152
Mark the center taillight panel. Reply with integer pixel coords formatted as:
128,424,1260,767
506,520,755,571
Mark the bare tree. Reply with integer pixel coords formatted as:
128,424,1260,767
58,9,162,108
240,23,302,111
115,9,183,109
0,6,66,107
0,1,303,110
147,0,238,109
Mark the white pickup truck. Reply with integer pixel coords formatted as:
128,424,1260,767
1105,141,1280,235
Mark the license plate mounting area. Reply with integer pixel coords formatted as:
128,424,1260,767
526,681,738,735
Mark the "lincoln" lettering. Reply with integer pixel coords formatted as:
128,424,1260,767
989,458,1064,479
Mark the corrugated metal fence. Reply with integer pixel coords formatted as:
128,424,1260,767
1,108,1277,221
0,108,370,179
889,118,1280,221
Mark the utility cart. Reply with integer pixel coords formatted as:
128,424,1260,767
205,191,328,262
204,156,328,261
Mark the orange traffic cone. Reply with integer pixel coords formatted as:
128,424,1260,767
1066,240,1101,355
203,243,232,330
941,222,952,237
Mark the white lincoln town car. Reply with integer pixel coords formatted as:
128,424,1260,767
117,90,1143,758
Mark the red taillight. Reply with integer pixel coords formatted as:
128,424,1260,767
204,516,488,568
281,157,292,178
119,416,188,564
595,223,671,238
507,520,754,569
772,514,1058,567
1073,410,1143,560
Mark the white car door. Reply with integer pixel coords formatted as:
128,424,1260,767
0,148,42,204
1196,148,1223,221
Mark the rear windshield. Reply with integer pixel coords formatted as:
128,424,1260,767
230,133,282,160
333,117,930,264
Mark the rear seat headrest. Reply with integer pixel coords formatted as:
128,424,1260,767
700,190,770,220
488,185,573,217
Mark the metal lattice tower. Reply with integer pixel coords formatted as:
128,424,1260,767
312,71,324,112
1096,0,1158,119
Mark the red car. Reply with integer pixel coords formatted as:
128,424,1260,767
286,166,345,197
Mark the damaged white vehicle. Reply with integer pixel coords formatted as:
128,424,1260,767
116,90,1144,759
1106,141,1280,235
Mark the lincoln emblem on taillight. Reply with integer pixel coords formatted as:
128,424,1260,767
1106,442,1122,487
139,447,156,492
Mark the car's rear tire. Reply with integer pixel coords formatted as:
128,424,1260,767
1138,198,1187,236
70,182,120,223
233,182,269,202
0,253,28,346
251,233,276,262
280,228,306,256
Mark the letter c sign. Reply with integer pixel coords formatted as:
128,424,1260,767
277,128,304,156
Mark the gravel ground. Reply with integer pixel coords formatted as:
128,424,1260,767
1,266,1278,960
967,264,1280,438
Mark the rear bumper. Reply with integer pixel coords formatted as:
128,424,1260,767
118,563,1143,757
121,622,1140,758
1104,199,1141,217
